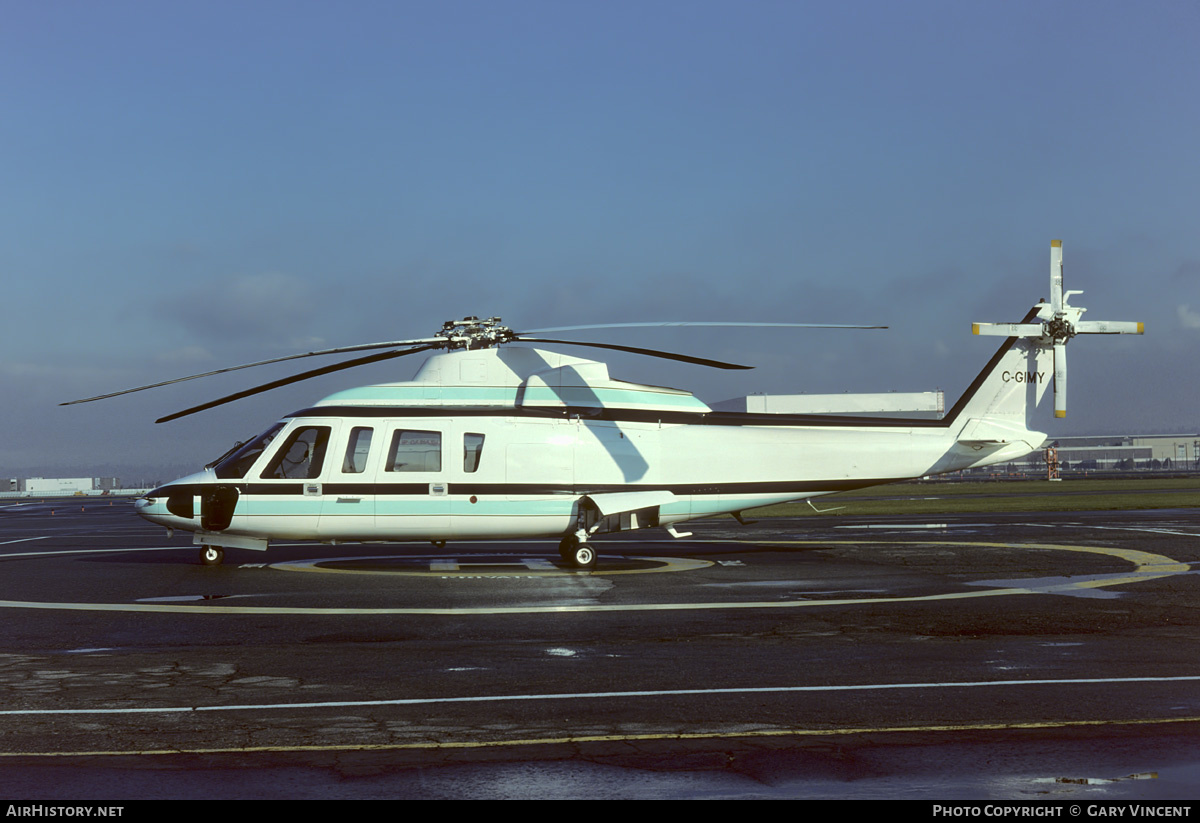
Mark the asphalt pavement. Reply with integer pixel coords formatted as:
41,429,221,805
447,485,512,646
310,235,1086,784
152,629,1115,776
2,499,1199,799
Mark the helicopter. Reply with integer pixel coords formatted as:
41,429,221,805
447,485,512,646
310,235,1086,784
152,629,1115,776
65,240,1141,568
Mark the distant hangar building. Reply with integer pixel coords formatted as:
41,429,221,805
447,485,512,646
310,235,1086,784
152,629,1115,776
10,477,120,495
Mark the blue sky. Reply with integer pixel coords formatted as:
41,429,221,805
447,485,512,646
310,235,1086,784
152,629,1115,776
3,0,1198,479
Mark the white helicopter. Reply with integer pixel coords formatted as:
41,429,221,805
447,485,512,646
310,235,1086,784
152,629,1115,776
66,240,1141,568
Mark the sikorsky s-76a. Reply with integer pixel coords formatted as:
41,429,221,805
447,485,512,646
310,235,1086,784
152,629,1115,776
66,240,1141,568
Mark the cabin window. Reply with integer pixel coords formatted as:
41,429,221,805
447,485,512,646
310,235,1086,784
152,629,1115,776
386,430,441,472
261,426,331,480
343,427,373,473
213,423,285,479
464,433,485,473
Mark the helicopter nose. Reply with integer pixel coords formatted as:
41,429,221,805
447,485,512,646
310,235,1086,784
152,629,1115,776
133,495,169,524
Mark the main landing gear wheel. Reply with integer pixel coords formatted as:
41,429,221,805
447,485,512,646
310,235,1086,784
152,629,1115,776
572,543,597,570
558,537,597,570
199,545,224,566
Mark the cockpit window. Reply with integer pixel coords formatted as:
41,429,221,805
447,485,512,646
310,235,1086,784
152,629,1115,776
212,423,285,479
262,426,331,479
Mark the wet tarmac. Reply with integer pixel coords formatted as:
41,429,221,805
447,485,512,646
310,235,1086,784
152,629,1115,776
1,499,1199,799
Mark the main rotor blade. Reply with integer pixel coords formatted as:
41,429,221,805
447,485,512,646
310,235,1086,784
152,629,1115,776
521,321,887,333
513,337,754,370
155,346,435,424
62,337,443,406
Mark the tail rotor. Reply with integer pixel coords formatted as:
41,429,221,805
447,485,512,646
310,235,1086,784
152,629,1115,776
972,239,1143,418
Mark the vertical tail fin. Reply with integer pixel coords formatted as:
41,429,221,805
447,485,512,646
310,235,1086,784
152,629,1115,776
948,307,1053,428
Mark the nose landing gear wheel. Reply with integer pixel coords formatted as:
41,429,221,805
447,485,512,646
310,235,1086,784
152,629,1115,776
200,545,224,566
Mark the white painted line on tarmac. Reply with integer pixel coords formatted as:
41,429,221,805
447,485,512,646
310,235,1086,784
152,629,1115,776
835,524,949,530
0,536,53,546
1084,525,1200,538
3,675,1199,717
0,546,185,558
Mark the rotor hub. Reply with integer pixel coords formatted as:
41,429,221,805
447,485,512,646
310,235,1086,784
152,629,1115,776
437,316,514,350
1045,316,1074,342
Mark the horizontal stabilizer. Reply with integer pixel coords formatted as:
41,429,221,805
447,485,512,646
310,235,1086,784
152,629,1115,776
956,417,1036,447
949,418,1045,469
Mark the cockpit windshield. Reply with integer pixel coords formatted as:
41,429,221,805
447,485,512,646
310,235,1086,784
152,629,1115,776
212,423,285,479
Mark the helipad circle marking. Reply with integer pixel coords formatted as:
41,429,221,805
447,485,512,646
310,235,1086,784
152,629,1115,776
269,554,713,576
770,539,1190,592
0,539,1187,615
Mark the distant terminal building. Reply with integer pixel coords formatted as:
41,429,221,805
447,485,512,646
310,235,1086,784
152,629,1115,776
1029,434,1199,472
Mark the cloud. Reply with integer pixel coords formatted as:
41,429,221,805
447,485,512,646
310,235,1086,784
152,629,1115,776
1178,304,1200,330
1174,261,1200,281
157,272,329,348
0,362,71,379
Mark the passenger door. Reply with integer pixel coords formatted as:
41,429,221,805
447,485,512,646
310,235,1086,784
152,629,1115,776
373,423,451,539
318,424,378,540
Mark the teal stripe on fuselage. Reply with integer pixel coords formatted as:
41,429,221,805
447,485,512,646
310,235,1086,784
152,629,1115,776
239,498,323,516
240,497,580,517
374,499,450,516
235,495,809,520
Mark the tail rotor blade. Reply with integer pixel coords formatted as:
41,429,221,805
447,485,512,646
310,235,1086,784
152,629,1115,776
1053,341,1067,418
1075,320,1144,335
972,322,1045,337
1050,239,1064,315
